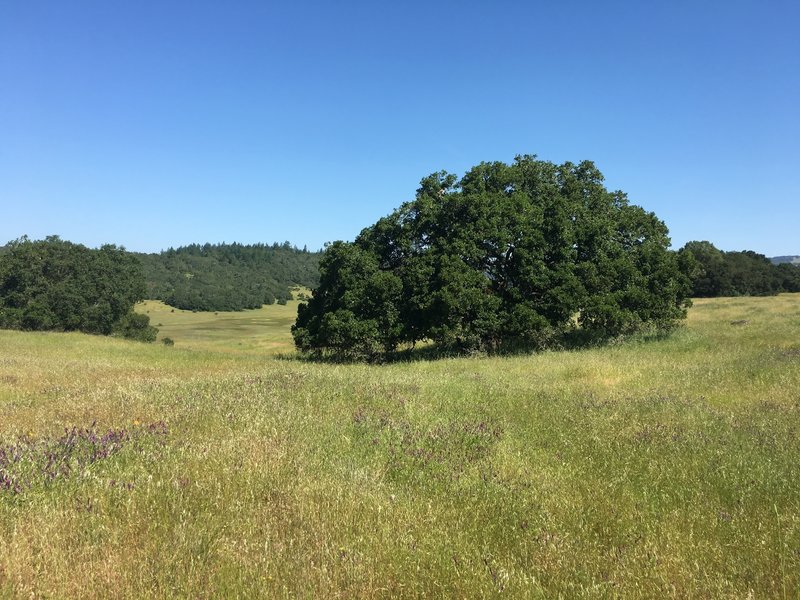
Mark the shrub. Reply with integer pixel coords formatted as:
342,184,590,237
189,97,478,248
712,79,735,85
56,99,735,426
113,312,158,342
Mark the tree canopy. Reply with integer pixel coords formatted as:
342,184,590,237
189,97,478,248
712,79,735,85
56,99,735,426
293,155,692,361
0,236,156,341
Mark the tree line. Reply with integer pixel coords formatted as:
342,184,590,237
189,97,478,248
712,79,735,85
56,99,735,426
0,237,323,341
678,241,800,297
2,158,797,350
135,242,321,312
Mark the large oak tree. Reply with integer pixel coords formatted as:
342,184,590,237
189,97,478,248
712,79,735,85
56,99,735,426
293,156,692,360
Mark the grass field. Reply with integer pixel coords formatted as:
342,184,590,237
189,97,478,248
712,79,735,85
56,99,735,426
137,297,302,354
1,295,799,598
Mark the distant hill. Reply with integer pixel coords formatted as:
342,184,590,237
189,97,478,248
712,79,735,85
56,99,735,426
771,255,800,265
136,242,321,312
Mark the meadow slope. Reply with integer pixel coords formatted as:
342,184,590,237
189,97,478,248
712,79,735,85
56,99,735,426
1,295,799,598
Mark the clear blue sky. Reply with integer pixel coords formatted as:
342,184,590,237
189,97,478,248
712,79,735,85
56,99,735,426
1,1,798,255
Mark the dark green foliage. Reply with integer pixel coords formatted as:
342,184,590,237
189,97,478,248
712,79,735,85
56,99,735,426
0,236,155,340
162,337,175,346
294,156,692,360
776,263,800,292
679,241,798,297
136,242,321,312
113,312,158,342
293,242,404,361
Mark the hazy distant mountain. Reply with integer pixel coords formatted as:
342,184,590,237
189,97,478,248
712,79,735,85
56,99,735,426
771,256,800,265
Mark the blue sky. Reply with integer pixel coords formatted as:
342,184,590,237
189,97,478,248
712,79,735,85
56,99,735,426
1,1,798,255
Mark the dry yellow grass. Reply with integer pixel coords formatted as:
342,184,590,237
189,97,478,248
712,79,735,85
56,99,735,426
1,294,799,597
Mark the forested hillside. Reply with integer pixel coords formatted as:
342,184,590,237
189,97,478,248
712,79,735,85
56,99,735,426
680,241,800,297
137,242,321,312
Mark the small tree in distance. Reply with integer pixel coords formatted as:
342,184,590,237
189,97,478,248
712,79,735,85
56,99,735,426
292,155,692,361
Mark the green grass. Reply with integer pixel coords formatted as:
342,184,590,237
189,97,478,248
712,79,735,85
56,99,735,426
136,296,303,354
1,295,799,598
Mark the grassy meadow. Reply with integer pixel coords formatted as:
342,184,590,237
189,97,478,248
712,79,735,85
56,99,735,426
137,297,302,354
1,294,799,598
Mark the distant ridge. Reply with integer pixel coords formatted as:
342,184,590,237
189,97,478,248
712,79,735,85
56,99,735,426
771,256,800,265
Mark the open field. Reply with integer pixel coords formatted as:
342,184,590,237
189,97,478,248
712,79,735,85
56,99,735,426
1,295,799,598
136,295,304,354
